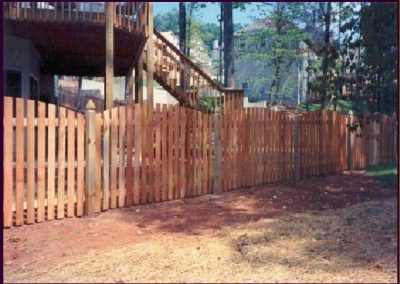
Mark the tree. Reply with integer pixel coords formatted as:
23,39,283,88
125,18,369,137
154,9,179,34
360,2,397,114
236,2,309,105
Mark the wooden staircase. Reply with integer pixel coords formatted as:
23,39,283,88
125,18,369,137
143,30,244,112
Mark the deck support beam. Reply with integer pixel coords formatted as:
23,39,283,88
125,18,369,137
135,54,143,103
146,2,154,104
105,2,114,110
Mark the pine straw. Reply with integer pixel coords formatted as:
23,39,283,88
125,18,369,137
6,198,397,283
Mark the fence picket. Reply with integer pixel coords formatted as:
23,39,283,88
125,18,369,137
174,106,180,199
67,110,75,217
126,105,133,206
102,110,110,210
47,104,56,220
154,104,161,202
161,104,168,201
15,98,24,225
26,100,35,224
133,104,141,205
37,102,46,222
140,104,148,204
110,107,118,209
76,113,85,216
57,107,66,220
95,113,102,212
118,106,126,207
167,107,173,200
147,104,154,203
3,97,13,227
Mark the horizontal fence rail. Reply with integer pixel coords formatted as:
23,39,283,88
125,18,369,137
3,97,397,227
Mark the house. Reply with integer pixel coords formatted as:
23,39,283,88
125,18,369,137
232,18,319,107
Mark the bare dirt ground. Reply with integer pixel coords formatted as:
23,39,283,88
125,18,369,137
3,171,398,283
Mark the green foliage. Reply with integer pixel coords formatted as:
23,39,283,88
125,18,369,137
198,96,220,113
155,3,244,52
154,8,179,34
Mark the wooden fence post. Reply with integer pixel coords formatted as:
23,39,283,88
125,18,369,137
85,100,96,216
294,113,301,184
213,112,222,194
105,2,114,110
347,110,354,170
146,2,154,104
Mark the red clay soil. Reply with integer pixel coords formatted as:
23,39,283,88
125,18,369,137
3,171,397,282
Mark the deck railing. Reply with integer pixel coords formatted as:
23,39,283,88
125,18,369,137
151,30,244,112
3,2,149,35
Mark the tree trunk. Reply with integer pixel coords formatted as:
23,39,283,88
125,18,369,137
187,3,194,58
321,2,331,110
355,3,363,114
179,3,186,54
223,2,234,88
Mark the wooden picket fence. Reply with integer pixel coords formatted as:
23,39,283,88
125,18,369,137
350,113,396,169
3,97,397,227
3,97,86,227
299,110,348,178
220,108,295,191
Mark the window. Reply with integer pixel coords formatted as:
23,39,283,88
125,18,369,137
5,70,22,98
242,82,248,89
30,76,39,100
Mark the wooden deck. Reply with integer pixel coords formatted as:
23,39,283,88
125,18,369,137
4,2,149,76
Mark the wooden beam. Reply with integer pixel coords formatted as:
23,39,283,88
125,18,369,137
85,100,96,216
135,52,144,103
146,2,154,104
128,68,135,105
105,2,114,110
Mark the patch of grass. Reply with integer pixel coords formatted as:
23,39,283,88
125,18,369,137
365,164,398,188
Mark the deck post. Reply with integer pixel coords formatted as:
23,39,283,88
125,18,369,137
146,2,154,104
213,112,222,194
135,54,144,103
85,100,96,216
105,2,114,110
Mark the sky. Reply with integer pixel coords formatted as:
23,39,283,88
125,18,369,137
154,2,264,26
